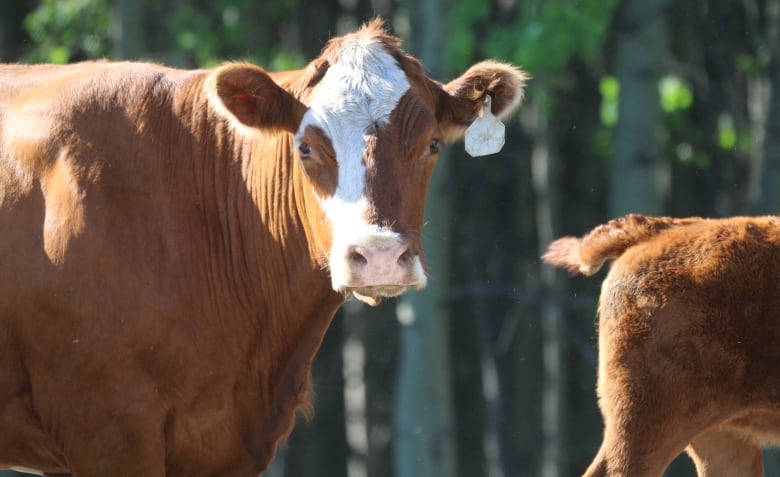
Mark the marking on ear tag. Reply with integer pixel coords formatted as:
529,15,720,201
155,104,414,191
465,95,506,157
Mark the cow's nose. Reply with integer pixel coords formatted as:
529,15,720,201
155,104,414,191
328,231,427,300
347,241,411,275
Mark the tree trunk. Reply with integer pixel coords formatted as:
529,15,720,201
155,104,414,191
362,302,400,477
758,0,780,469
610,0,673,216
759,0,780,213
113,0,143,59
393,2,457,476
0,0,35,61
523,93,565,477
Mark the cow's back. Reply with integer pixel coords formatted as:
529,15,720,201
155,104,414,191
600,218,780,391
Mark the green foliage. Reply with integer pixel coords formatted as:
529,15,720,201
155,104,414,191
716,113,755,153
599,76,619,127
269,51,307,72
600,74,695,128
170,4,222,66
20,0,306,68
658,75,693,113
447,0,619,77
446,1,491,70
673,142,710,168
167,0,304,67
24,0,112,63
717,113,738,150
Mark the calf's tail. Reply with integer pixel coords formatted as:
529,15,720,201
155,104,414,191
542,214,703,276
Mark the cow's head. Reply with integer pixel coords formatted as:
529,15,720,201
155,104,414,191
208,20,528,305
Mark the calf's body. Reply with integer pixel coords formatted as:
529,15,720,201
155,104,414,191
545,214,780,477
0,21,527,476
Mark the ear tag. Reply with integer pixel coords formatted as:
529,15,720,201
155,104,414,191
465,95,505,157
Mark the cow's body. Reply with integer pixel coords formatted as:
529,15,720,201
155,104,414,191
544,214,780,477
0,21,527,476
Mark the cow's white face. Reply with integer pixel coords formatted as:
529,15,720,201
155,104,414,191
294,35,428,305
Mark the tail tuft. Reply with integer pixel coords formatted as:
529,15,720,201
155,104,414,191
542,236,594,275
543,214,704,276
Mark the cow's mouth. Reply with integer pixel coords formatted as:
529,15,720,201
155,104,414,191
347,284,420,306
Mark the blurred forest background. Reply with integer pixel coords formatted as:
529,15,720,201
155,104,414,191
1,0,780,476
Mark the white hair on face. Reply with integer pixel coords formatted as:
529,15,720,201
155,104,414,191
296,36,410,207
293,34,438,294
295,35,415,290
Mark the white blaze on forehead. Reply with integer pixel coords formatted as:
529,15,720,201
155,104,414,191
294,34,431,293
296,35,410,208
295,35,417,291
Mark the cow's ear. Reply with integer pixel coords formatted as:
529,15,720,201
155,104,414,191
438,61,529,142
208,63,307,134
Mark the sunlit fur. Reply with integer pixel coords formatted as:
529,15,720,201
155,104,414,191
0,19,528,477
545,214,780,477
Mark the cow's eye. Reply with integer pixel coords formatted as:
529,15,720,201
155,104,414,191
299,143,312,157
429,139,440,154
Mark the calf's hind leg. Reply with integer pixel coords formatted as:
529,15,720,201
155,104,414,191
686,428,764,477
582,416,691,477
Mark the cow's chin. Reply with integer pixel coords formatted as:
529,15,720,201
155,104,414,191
346,284,421,306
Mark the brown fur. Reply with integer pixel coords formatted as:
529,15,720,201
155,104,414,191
0,20,527,476
544,214,780,477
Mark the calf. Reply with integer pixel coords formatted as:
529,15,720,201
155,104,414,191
0,20,527,476
544,214,780,477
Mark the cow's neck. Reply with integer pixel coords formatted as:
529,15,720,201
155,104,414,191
174,82,345,469
239,130,347,468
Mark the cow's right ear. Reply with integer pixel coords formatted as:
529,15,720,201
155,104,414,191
208,63,307,134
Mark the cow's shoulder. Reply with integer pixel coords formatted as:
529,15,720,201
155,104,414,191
2,62,187,174
0,62,201,262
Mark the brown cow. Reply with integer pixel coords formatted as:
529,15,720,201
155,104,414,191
0,20,528,476
544,213,780,477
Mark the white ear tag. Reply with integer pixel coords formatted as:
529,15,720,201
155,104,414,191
465,95,505,157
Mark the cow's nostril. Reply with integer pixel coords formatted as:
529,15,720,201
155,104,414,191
397,248,412,266
349,249,368,268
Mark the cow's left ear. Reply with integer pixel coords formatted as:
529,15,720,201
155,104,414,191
208,63,307,134
438,61,529,142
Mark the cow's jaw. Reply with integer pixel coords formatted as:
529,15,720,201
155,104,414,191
295,34,428,305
